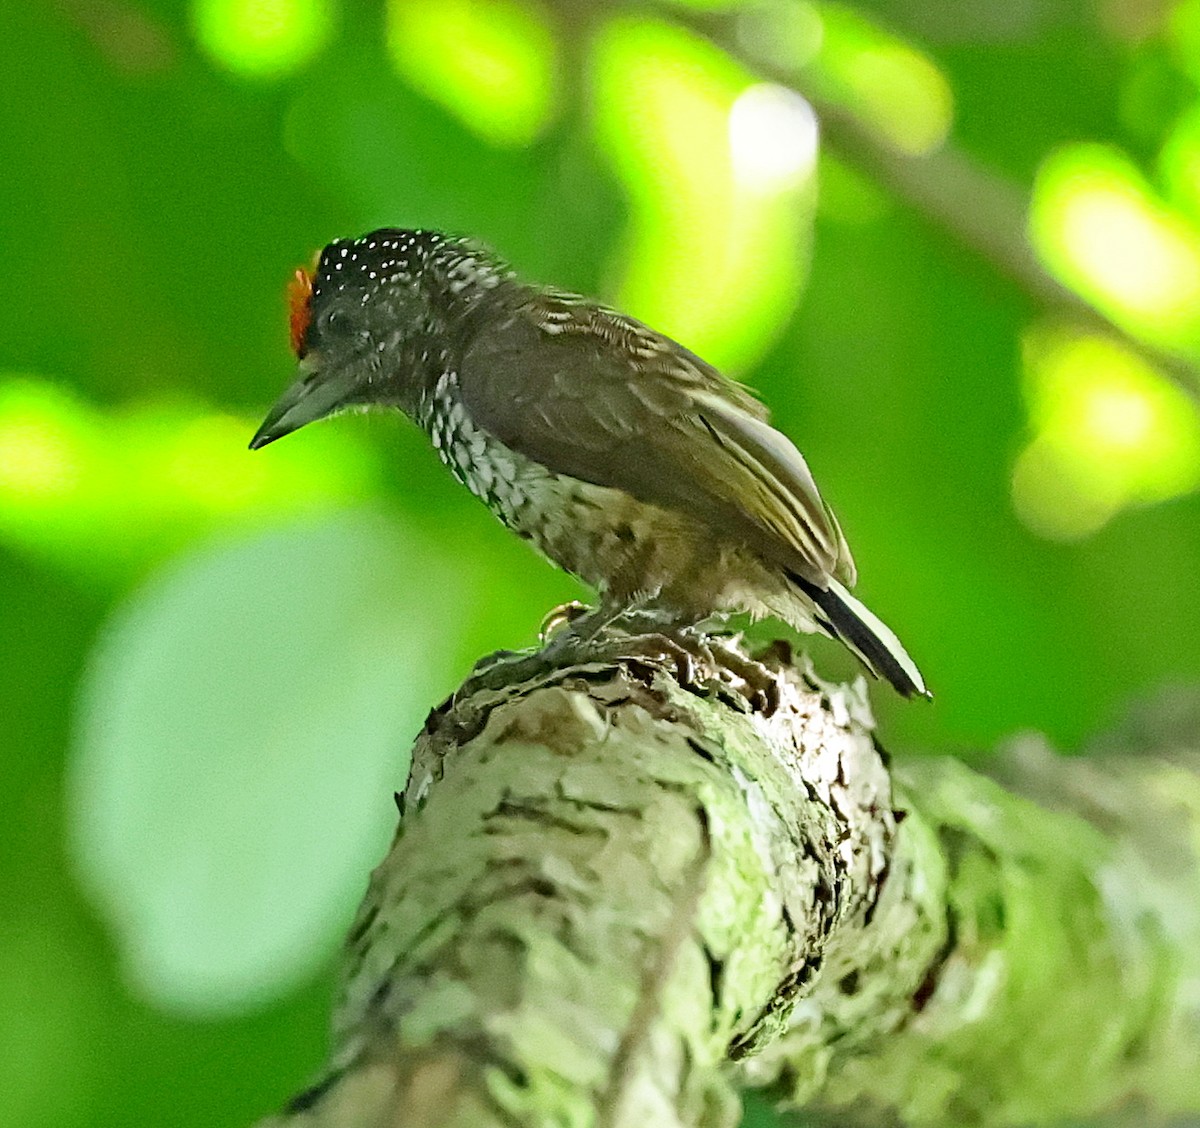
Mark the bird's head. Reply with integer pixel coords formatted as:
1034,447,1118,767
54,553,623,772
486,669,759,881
250,228,510,449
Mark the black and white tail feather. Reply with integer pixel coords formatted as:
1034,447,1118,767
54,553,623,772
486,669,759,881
795,574,929,699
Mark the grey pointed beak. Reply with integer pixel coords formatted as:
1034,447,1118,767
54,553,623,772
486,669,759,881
249,362,355,450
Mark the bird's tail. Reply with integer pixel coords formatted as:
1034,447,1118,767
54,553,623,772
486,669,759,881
794,575,930,699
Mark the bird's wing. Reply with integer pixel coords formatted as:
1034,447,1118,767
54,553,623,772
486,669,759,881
457,296,857,587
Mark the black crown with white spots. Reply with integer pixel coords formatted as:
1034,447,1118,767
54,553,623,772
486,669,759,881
314,229,511,320
294,229,517,403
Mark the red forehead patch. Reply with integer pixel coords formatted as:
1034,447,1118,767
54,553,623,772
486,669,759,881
287,266,315,357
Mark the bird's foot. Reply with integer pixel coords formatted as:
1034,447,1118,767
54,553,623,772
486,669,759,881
462,616,783,717
611,628,780,715
704,635,782,715
614,631,703,690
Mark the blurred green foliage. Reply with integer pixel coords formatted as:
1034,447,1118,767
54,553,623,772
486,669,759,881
2,0,1200,1123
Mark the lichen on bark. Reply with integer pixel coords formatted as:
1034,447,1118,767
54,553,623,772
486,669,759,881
259,640,1200,1128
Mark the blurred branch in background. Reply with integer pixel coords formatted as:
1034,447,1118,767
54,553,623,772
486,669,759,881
638,0,1200,540
257,643,1200,1128
666,0,1200,405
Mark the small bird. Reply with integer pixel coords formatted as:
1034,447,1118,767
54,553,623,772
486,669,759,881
251,229,928,698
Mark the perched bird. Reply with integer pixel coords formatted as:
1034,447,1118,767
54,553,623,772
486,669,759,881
251,229,928,698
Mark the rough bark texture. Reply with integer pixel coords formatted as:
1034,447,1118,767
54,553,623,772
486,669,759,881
258,639,1200,1128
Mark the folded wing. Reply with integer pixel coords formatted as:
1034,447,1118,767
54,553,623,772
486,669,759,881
457,298,856,589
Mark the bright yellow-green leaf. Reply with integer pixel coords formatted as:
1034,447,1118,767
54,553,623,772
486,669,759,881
386,0,557,147
592,17,815,374
1159,106,1200,218
804,3,953,156
191,0,333,78
0,376,379,586
1012,329,1200,540
1030,145,1200,355
70,510,466,1015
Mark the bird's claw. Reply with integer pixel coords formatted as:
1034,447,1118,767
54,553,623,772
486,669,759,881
624,629,782,715
706,637,782,715
539,600,593,644
619,631,702,688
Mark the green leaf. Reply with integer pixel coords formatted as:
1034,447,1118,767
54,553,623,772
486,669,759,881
69,508,466,1016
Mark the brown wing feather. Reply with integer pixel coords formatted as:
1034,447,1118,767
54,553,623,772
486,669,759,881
457,296,855,587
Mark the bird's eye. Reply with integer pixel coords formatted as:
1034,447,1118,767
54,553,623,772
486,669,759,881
322,309,350,336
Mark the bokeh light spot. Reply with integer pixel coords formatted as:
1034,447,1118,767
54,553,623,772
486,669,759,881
733,1,824,73
191,0,332,79
592,18,815,373
1012,329,1200,540
1012,437,1123,542
0,375,379,586
160,414,274,512
803,4,953,156
0,396,83,501
1057,187,1194,312
729,84,819,191
386,0,557,147
1081,384,1154,451
1031,145,1200,351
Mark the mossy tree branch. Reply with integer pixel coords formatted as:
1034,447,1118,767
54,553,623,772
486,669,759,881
258,640,1200,1128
